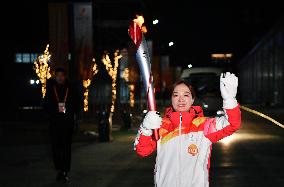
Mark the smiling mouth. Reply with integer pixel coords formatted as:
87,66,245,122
178,104,186,107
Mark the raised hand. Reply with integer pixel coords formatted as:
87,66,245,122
220,72,238,109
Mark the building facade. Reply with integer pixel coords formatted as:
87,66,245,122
238,21,284,106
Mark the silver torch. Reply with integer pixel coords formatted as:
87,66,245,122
129,16,159,140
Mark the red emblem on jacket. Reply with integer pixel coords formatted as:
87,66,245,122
188,144,198,156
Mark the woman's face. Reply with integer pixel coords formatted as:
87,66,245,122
171,83,194,112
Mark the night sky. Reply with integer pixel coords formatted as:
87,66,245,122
2,0,284,68
143,0,284,66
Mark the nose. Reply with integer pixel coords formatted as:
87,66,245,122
178,95,185,102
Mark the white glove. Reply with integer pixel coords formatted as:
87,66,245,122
220,72,238,109
139,111,162,136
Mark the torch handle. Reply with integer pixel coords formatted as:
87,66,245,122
138,53,159,141
147,99,159,141
153,129,159,141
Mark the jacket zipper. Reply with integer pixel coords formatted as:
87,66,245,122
177,112,182,187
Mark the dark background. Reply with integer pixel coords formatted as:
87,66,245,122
2,0,284,67
1,0,284,118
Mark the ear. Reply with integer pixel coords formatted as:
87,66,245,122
191,99,194,105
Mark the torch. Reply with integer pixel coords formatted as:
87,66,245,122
129,15,159,140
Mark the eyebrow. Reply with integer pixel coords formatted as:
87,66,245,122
173,91,191,94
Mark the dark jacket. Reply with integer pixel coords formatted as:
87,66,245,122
44,79,78,120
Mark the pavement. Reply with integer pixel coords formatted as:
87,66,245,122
0,108,284,187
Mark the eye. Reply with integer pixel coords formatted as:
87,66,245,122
173,94,178,97
184,94,189,97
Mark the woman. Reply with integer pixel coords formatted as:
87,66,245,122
134,72,241,187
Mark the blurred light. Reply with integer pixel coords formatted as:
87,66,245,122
130,113,133,117
143,110,148,114
122,68,129,82
240,106,284,129
30,79,35,85
33,44,51,98
83,61,99,112
212,54,225,58
219,133,280,147
101,50,122,113
129,84,135,107
217,110,224,115
133,15,144,28
20,106,42,110
122,68,135,107
203,104,209,108
36,80,40,84
220,134,236,145
188,64,193,69
225,53,233,58
153,19,159,25
133,15,147,33
211,53,233,59
92,59,99,76
169,42,174,47
83,79,91,112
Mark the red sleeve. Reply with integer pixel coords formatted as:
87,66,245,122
204,105,241,143
135,134,157,157
135,115,173,157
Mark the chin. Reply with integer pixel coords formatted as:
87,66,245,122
174,107,190,112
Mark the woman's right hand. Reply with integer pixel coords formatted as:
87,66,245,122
142,111,162,130
139,111,162,136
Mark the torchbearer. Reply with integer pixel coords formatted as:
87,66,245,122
134,72,242,187
129,15,159,140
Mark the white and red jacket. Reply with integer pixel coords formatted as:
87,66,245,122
134,105,241,187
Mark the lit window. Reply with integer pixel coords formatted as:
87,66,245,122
22,53,31,63
15,53,38,63
31,53,38,63
15,53,22,63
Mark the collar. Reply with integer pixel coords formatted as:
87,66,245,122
166,106,204,127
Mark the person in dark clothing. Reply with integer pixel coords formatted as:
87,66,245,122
121,109,131,130
44,68,78,183
96,109,110,142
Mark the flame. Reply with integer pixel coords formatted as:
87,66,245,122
133,15,147,34
133,15,144,28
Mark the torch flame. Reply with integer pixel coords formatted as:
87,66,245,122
133,15,147,34
133,15,144,28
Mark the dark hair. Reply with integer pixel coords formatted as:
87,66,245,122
172,80,196,99
55,67,66,74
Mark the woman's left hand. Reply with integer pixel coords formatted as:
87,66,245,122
220,72,238,109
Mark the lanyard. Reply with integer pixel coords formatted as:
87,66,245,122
53,85,69,103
